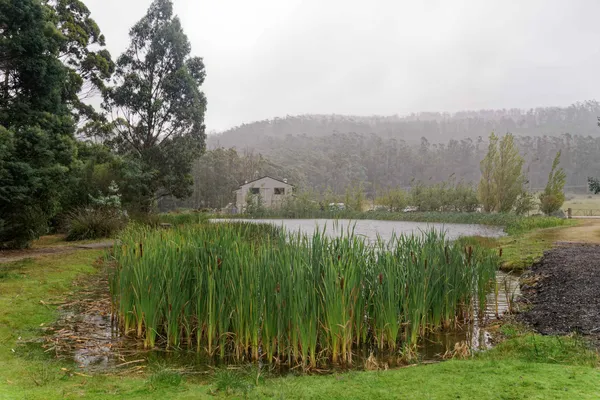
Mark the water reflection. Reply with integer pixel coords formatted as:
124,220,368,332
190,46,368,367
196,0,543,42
68,272,519,372
212,218,506,241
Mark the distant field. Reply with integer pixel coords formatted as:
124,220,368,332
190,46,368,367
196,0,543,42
564,193,600,215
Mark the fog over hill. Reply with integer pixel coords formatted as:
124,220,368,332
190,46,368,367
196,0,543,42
208,101,600,149
199,102,600,196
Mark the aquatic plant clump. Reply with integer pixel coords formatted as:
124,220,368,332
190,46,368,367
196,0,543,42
109,223,498,368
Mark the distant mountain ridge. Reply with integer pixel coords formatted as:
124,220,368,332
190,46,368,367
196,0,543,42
198,102,600,196
208,101,600,150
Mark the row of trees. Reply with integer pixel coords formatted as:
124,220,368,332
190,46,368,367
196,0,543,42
205,132,598,196
169,135,566,216
1,0,207,248
478,133,566,215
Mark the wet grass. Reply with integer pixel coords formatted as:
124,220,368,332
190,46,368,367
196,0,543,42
503,216,576,236
487,333,599,367
0,250,102,398
0,259,30,280
457,220,582,272
1,234,600,399
31,235,69,248
147,365,184,391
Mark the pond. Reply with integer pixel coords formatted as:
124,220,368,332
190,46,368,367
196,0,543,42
212,218,506,241
54,219,516,373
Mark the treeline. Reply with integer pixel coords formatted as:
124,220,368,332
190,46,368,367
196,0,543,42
206,106,600,196
257,133,598,191
167,133,599,211
209,102,600,149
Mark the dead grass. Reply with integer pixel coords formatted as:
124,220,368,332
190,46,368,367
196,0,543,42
32,235,69,248
564,194,600,212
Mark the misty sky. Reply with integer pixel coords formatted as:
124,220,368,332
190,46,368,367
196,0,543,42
85,0,600,132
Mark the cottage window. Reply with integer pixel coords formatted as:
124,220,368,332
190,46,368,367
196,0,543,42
274,188,285,195
250,188,260,194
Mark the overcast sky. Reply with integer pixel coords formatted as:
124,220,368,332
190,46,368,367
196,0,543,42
85,0,600,132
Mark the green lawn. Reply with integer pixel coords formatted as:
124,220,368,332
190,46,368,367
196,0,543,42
0,238,598,399
458,220,586,272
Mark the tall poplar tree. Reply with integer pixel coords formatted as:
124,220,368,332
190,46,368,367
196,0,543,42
494,133,526,212
539,151,566,214
478,133,498,212
478,133,526,213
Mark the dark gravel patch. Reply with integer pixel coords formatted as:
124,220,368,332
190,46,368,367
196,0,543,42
519,244,600,339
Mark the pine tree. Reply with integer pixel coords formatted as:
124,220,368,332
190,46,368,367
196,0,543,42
0,0,75,247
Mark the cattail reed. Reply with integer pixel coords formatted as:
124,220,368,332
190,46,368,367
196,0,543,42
109,223,498,368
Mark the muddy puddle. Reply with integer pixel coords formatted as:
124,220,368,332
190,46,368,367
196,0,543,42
45,271,519,373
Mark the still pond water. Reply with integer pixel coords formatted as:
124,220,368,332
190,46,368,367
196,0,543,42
213,218,506,241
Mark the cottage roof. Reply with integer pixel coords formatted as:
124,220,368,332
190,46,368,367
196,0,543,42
237,176,293,189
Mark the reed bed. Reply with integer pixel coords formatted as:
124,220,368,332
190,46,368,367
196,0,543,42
109,222,498,368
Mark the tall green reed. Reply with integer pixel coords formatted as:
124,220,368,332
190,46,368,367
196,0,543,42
109,222,498,367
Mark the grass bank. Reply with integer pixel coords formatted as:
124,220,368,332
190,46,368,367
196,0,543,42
0,249,598,399
458,218,592,271
1,230,598,399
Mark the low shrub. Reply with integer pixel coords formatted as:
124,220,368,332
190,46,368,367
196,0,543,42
65,207,127,241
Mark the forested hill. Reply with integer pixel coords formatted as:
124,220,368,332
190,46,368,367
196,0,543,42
208,101,600,149
203,102,600,194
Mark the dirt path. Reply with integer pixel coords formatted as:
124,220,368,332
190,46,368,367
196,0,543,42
0,241,114,264
519,243,600,342
552,218,600,244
